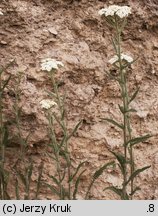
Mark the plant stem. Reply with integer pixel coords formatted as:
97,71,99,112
85,179,94,200
48,111,63,199
14,91,25,158
115,19,134,199
115,20,128,199
124,80,134,199
0,73,4,199
50,72,71,199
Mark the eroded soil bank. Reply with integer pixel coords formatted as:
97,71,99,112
0,0,158,199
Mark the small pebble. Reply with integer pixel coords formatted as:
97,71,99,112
0,40,7,45
48,27,58,36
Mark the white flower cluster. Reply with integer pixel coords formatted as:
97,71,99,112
108,53,133,64
40,99,57,110
41,58,64,72
98,5,131,19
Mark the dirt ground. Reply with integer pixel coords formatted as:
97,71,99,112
0,0,158,199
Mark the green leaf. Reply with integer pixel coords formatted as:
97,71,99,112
124,165,151,186
60,168,66,182
0,68,3,76
112,38,118,53
63,154,71,169
46,90,57,99
61,186,69,200
67,120,83,141
35,162,44,199
101,118,124,130
61,109,65,121
53,113,65,132
120,17,127,32
0,167,9,183
24,161,33,199
104,186,121,198
73,169,86,200
110,151,126,175
15,178,20,200
59,149,69,160
118,105,136,114
59,136,66,149
126,108,137,113
129,87,140,104
0,167,10,199
1,75,11,91
118,105,125,114
50,175,60,186
69,161,86,182
130,187,141,196
24,131,31,147
0,60,14,76
16,171,27,187
44,183,60,196
93,161,115,180
126,134,152,147
104,186,129,200
47,152,58,162
105,16,115,27
18,105,22,114
85,161,115,199
27,161,33,182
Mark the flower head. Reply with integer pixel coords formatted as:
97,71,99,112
40,99,57,110
98,5,131,18
116,6,131,18
108,55,119,64
41,58,64,72
108,53,133,64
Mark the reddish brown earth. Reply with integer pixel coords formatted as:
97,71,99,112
0,0,158,199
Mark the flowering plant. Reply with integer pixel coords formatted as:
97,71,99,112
98,5,131,18
40,59,114,200
40,59,86,199
41,58,64,72
108,53,133,65
40,99,57,110
99,5,151,200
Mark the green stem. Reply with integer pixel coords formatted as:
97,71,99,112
85,179,95,200
115,18,134,199
124,80,134,199
0,73,5,199
50,72,71,199
14,92,25,158
116,21,128,199
48,111,63,199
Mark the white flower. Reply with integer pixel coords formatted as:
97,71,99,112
98,5,131,18
121,53,133,63
40,99,57,110
108,53,133,64
41,58,64,72
116,6,131,18
98,8,107,16
108,55,119,64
